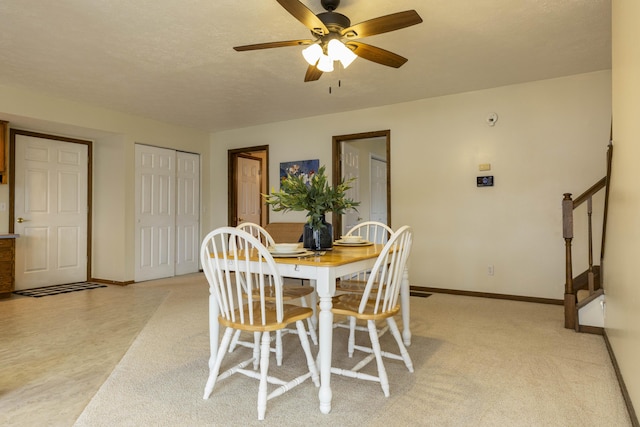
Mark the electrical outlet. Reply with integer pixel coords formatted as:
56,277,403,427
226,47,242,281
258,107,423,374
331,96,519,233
487,265,494,276
0,202,6,212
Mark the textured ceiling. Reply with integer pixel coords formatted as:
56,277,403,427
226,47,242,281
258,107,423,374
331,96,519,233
0,0,611,132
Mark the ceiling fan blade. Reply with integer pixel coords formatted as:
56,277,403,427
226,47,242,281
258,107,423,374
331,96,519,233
341,10,423,39
233,39,314,51
276,0,329,36
346,41,408,68
304,64,323,82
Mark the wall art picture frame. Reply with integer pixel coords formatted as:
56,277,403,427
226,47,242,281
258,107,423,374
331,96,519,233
279,159,320,187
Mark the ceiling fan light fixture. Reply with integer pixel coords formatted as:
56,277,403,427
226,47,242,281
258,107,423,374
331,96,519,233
317,54,334,72
328,39,357,68
302,43,323,66
233,1,423,82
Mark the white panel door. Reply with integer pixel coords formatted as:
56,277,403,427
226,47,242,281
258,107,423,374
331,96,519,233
14,135,88,290
135,145,176,282
175,151,200,275
237,155,261,225
341,142,361,235
370,157,388,224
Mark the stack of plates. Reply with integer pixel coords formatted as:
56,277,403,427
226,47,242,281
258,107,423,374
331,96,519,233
334,238,373,247
268,243,308,257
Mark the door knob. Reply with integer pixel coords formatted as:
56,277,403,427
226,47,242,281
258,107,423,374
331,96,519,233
16,217,28,223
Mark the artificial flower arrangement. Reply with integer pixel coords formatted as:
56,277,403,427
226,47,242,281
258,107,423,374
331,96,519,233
264,165,359,248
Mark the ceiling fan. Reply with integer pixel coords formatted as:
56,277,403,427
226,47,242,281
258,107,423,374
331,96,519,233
233,0,423,82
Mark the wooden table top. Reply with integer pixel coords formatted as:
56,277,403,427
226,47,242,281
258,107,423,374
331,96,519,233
270,244,384,267
211,243,385,267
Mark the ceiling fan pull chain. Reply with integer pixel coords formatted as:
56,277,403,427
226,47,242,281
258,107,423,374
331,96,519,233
329,79,342,93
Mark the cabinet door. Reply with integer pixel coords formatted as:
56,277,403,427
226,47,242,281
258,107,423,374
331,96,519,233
0,239,15,294
0,120,7,183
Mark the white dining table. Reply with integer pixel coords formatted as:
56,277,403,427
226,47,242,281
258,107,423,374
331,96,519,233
207,243,412,414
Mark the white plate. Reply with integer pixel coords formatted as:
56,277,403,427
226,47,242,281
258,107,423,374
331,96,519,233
270,243,301,252
334,240,373,247
268,247,302,255
269,250,314,258
340,236,364,244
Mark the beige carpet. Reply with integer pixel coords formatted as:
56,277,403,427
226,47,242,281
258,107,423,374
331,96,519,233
74,278,631,426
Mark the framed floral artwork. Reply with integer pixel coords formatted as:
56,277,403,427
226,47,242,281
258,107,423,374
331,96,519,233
279,159,319,187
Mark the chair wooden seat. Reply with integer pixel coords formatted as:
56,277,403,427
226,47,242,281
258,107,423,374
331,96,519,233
253,285,315,300
219,303,313,332
331,294,400,321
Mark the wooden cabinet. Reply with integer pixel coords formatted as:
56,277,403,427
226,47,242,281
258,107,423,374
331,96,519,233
0,237,16,297
0,120,6,184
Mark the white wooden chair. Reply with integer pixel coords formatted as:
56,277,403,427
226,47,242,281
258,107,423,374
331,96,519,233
346,221,393,244
337,221,393,292
330,225,414,397
201,227,319,421
231,223,317,365
335,221,395,356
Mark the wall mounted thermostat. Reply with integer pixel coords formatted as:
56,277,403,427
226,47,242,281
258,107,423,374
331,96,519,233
477,176,494,187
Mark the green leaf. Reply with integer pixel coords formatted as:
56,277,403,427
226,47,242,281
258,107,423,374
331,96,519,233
263,165,359,228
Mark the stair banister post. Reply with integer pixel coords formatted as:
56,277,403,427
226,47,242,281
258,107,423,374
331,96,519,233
587,197,595,295
562,193,574,294
562,193,576,329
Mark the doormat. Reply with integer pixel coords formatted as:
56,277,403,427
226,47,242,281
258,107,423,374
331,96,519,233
13,282,107,298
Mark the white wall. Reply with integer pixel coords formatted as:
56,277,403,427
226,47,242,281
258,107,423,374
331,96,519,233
211,70,611,300
0,84,211,282
608,1,640,415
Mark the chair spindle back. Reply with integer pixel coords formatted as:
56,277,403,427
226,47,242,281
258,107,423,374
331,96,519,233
200,227,284,327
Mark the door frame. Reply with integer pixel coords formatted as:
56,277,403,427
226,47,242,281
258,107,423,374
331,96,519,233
228,145,269,227
332,130,391,240
9,129,93,281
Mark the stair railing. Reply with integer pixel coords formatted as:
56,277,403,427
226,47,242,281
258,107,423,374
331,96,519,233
562,142,612,330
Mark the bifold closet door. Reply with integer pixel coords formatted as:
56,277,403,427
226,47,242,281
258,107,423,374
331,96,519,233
135,145,176,282
135,145,201,281
175,151,200,275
